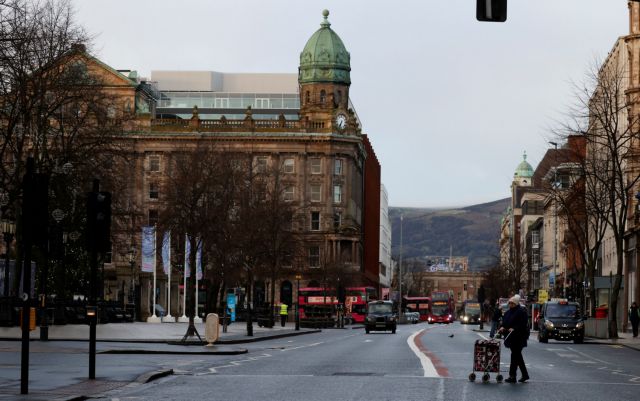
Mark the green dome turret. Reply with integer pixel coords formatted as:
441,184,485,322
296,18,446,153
299,10,351,85
514,151,534,178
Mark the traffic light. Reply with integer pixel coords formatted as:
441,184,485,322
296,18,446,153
86,190,111,253
476,0,507,22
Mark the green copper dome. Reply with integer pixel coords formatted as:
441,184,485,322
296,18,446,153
514,151,534,178
299,10,351,85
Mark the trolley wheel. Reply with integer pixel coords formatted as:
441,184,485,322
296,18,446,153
468,373,476,382
496,374,504,383
482,373,490,383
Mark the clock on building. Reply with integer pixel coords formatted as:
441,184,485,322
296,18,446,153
335,113,347,130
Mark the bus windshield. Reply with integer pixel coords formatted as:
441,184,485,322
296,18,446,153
431,304,450,316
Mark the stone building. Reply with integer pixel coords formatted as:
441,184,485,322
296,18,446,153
96,10,382,319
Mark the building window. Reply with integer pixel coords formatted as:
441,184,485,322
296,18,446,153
333,213,341,229
334,159,343,175
310,184,321,202
333,185,342,204
149,182,159,199
255,156,268,172
148,209,159,226
149,155,160,172
283,158,295,174
320,90,326,104
284,186,295,201
311,211,320,231
305,91,310,104
310,158,321,174
309,246,320,268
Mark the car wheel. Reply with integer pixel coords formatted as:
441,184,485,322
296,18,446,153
573,336,584,344
392,327,396,334
365,328,370,334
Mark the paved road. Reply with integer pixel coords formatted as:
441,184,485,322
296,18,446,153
79,322,640,401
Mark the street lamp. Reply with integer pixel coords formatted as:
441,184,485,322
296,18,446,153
295,273,302,331
548,141,560,298
128,247,136,321
1,219,15,297
398,213,404,318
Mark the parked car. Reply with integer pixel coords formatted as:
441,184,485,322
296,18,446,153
365,300,397,334
404,312,419,324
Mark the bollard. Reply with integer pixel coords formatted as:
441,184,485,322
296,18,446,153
205,313,219,347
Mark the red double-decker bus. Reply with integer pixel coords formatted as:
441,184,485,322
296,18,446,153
428,291,455,324
298,287,376,323
402,296,431,321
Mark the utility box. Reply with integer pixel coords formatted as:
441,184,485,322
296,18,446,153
205,313,219,346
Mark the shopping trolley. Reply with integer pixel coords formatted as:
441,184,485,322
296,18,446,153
468,331,512,383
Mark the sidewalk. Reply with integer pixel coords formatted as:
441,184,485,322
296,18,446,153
0,320,319,345
0,321,321,400
471,327,640,351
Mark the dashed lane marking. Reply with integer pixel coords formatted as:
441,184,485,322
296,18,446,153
571,360,596,364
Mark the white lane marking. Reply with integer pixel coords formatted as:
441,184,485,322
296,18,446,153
476,333,490,340
556,353,580,358
407,329,439,378
571,360,596,364
364,339,373,342
567,347,612,365
280,342,323,352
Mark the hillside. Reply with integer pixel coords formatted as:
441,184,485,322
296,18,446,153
389,198,509,271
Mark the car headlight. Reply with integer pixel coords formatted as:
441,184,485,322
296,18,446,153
463,316,469,322
389,316,396,322
545,320,554,329
448,314,452,319
576,321,584,329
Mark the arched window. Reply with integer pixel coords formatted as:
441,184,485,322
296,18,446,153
320,90,326,104
336,90,342,105
305,91,310,104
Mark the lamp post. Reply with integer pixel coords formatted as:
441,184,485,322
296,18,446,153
549,141,558,297
1,219,15,297
398,213,403,318
128,247,136,321
295,273,301,331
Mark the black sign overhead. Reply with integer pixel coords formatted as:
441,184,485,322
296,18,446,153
476,0,507,22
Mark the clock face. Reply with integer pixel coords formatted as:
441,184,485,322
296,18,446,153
336,113,347,130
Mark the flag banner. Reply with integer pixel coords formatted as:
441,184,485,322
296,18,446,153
184,234,191,278
141,226,156,273
162,231,171,275
196,238,203,280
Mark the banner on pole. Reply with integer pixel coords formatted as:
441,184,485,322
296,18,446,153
184,234,191,278
162,231,171,275
141,226,156,273
196,238,203,280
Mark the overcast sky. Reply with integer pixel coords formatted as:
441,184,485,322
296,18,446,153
71,0,628,208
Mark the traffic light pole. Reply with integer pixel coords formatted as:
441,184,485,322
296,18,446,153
20,158,35,394
88,179,99,380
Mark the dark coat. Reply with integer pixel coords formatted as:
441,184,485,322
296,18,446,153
492,306,502,322
630,306,640,323
501,305,528,349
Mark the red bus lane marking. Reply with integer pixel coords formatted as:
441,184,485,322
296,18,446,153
415,330,450,377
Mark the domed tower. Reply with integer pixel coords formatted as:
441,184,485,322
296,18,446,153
514,151,534,186
299,10,352,132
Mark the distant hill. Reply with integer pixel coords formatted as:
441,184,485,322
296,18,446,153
389,198,509,271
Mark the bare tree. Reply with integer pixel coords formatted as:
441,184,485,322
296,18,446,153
559,56,640,337
0,0,132,296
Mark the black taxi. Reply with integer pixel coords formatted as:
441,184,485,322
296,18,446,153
537,299,584,344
